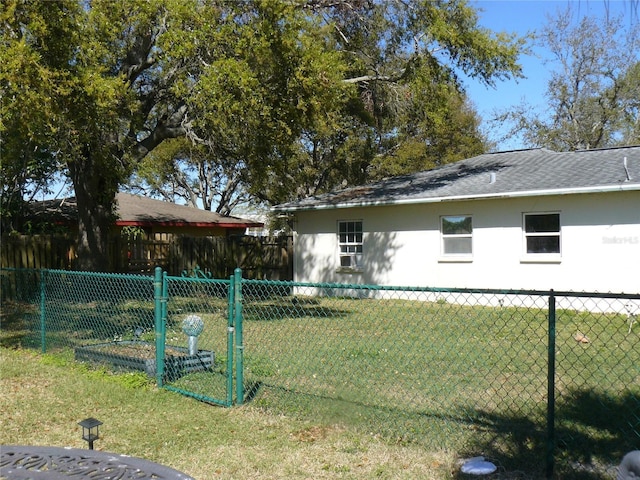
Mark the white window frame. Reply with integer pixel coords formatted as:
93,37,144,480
440,215,473,261
522,212,561,262
337,220,363,272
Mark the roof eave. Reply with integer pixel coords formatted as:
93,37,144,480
115,220,263,228
272,183,640,213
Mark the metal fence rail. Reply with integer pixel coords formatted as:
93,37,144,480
1,267,638,478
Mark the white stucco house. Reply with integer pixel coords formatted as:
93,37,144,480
272,146,640,294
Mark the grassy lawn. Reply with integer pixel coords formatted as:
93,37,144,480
0,347,458,479
2,275,637,478
237,294,637,478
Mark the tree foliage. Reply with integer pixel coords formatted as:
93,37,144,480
497,8,640,151
1,0,525,269
0,1,80,231
130,0,526,209
130,138,250,215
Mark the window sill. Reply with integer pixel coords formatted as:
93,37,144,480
520,255,561,264
336,267,364,274
438,256,473,263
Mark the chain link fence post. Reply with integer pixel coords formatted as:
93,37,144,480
226,273,235,406
546,289,556,479
234,268,244,405
39,269,46,353
154,267,165,387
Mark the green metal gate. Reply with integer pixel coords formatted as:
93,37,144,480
155,268,243,407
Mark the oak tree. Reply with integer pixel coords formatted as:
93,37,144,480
1,0,525,269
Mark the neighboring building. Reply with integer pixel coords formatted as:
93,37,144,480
29,192,263,237
272,146,640,293
22,192,264,273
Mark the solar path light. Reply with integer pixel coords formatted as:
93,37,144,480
78,417,102,450
182,315,205,355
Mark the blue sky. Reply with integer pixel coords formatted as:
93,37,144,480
466,0,638,151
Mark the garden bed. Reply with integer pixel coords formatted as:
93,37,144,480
74,341,214,380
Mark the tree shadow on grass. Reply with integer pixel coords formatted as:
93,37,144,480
554,388,638,477
452,387,637,479
243,303,351,321
239,378,635,479
0,301,40,348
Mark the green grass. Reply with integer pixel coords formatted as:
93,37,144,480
0,347,459,479
237,295,638,477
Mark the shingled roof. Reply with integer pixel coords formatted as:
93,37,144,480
273,146,640,212
30,192,263,229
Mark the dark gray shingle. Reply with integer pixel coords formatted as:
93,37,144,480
274,146,640,211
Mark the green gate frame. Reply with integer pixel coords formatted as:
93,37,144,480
154,267,243,407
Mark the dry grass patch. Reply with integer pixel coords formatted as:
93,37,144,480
0,347,457,479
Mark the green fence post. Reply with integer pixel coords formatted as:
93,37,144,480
226,274,235,406
546,290,556,479
161,270,168,382
154,267,166,387
161,271,168,330
234,268,244,405
40,269,46,353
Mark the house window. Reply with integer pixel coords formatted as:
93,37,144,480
441,216,473,255
524,213,560,254
338,220,363,270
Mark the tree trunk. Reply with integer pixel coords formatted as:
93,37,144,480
69,152,118,272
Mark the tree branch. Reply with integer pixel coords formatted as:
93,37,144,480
119,12,167,84
134,104,187,160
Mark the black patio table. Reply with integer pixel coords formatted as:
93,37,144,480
0,445,195,479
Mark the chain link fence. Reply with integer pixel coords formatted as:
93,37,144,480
161,274,234,406
0,268,235,406
551,293,640,476
0,268,155,351
1,267,638,478
239,281,639,477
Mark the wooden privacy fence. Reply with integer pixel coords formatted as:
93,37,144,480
1,234,293,280
0,235,76,271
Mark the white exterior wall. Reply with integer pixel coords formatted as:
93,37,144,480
292,190,640,293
